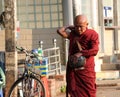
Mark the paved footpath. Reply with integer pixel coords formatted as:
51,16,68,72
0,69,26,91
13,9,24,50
57,78,120,97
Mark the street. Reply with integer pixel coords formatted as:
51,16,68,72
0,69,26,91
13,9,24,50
57,79,120,97
97,85,120,97
57,86,120,97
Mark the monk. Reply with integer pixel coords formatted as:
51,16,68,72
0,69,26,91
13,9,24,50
57,14,99,97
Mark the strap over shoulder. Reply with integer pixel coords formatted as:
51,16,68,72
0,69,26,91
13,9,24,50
76,40,82,51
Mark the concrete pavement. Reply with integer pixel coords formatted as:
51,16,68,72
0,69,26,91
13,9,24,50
54,66,120,97
57,78,120,97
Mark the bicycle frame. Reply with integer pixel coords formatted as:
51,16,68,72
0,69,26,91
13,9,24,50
8,46,45,97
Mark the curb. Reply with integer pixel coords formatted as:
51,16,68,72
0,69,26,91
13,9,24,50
96,79,120,87
97,83,117,87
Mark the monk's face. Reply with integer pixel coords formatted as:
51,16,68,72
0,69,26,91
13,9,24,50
74,15,88,35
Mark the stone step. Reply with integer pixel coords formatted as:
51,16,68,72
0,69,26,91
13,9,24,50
100,54,120,63
96,78,120,87
101,63,120,70
101,55,117,63
95,58,103,72
96,70,120,80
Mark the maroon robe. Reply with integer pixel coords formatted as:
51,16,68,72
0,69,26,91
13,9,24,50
66,28,99,97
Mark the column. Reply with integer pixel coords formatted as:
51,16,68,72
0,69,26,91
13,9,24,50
98,0,105,54
91,0,98,28
113,0,119,53
62,0,73,64
72,0,82,16
62,0,73,25
4,0,17,97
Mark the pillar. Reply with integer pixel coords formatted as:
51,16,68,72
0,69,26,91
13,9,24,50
4,0,17,97
62,0,73,65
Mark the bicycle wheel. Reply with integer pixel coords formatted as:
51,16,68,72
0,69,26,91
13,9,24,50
8,75,45,97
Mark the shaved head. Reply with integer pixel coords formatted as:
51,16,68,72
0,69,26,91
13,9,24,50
74,15,88,25
74,14,88,35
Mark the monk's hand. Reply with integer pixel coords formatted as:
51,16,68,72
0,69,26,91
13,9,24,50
65,25,75,31
74,52,82,57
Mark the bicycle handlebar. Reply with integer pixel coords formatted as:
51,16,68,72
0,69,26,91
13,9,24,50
16,46,32,56
16,46,25,51
16,46,38,58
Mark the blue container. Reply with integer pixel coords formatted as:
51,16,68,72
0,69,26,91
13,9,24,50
0,88,3,97
40,57,48,76
0,52,5,73
0,52,5,97
27,57,48,76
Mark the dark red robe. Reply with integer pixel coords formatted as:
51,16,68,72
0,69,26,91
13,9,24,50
66,28,99,97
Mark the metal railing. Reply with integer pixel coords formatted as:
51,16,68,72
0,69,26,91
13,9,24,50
43,47,61,75
42,39,61,75
18,39,62,77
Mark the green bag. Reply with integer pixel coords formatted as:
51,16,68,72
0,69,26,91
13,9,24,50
0,67,5,88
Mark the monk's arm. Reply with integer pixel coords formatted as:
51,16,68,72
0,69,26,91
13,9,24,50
81,33,99,57
57,27,69,38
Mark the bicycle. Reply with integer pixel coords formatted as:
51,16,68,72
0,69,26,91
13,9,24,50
8,46,46,97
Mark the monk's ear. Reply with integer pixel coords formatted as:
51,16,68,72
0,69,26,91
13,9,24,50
84,22,88,26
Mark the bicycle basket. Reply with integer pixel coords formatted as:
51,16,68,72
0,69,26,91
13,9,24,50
26,57,41,74
31,49,38,56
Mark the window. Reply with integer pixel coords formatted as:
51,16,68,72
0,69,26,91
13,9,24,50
80,0,92,27
17,0,63,29
118,1,120,25
103,0,113,26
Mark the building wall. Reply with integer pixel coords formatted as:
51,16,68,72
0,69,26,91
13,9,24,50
1,0,120,64
32,28,65,65
32,28,63,49
1,29,120,67
118,30,120,51
0,29,63,50
0,29,33,51
17,29,33,50
17,0,63,29
0,0,4,12
0,28,65,64
118,0,120,25
0,30,5,51
104,30,113,55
